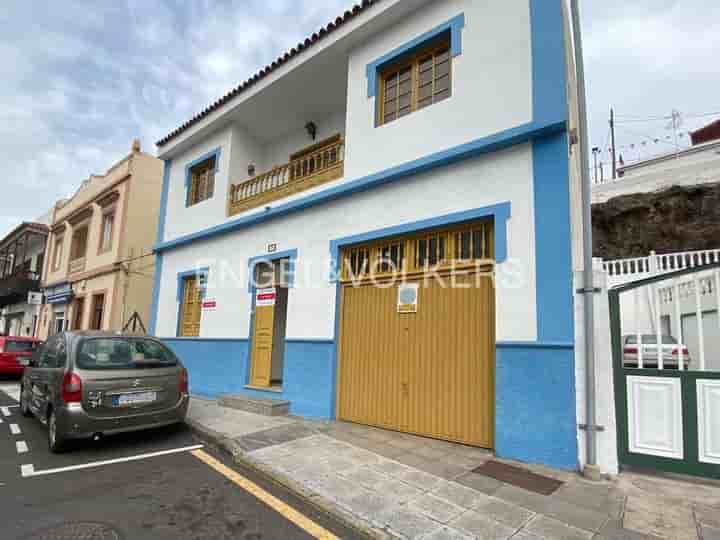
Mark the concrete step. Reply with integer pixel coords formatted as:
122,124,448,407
218,393,290,416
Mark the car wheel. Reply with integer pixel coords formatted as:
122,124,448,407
47,410,66,453
20,387,32,418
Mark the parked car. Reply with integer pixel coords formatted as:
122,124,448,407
0,336,42,376
19,331,189,452
622,334,691,369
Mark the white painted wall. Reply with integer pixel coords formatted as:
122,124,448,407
575,261,619,475
155,144,538,343
592,153,720,204
161,0,534,246
344,0,532,180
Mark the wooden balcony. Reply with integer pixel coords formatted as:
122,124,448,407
68,257,86,275
228,136,345,216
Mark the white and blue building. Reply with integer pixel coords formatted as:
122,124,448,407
150,0,587,471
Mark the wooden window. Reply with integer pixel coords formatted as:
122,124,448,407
179,277,202,337
72,297,85,330
99,212,114,252
70,226,88,260
52,237,63,271
379,38,452,126
90,293,105,330
188,157,216,207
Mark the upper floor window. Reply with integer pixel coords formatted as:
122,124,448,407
52,236,64,271
70,226,89,261
379,38,451,126
187,156,216,207
99,212,114,253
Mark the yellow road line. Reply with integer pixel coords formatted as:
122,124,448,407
191,449,339,540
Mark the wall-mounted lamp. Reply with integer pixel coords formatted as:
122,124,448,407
248,162,256,176
305,121,317,141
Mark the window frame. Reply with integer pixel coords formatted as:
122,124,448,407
98,210,115,253
52,235,64,271
378,36,452,127
90,293,106,331
187,156,217,207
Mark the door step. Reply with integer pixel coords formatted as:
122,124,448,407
218,394,290,416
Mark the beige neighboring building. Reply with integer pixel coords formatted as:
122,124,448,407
38,140,164,339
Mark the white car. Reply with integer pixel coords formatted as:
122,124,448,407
622,334,691,369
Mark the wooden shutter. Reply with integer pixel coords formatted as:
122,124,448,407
180,277,202,337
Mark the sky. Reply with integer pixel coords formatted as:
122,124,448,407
1,0,719,238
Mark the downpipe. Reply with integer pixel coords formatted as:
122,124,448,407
570,0,601,480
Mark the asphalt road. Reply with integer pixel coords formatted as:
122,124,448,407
0,378,365,540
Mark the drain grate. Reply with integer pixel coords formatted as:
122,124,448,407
472,460,564,495
24,522,122,540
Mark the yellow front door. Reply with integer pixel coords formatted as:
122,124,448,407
250,289,276,387
179,277,202,337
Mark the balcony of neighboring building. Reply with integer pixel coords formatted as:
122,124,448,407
0,223,48,307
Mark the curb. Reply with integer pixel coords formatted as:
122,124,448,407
186,417,395,540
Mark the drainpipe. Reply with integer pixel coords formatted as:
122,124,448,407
570,0,601,480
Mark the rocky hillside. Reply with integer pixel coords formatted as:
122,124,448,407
592,181,720,259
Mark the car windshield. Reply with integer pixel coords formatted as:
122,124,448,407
626,335,678,345
76,338,177,370
5,340,38,352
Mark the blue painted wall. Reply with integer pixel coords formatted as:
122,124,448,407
162,337,335,419
495,343,578,470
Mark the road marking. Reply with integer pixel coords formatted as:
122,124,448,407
19,444,204,478
1,407,11,417
191,449,340,540
9,424,20,435
16,441,28,453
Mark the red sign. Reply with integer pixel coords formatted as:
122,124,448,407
256,287,276,307
201,299,217,311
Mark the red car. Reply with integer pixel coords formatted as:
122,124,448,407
0,336,42,376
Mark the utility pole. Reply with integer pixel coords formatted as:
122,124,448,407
600,161,604,183
591,147,600,183
610,108,617,179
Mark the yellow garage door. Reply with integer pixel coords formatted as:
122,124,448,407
337,221,496,448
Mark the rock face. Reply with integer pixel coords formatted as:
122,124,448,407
592,182,720,260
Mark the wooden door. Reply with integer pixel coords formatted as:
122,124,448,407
179,277,202,337
250,288,276,387
337,222,495,448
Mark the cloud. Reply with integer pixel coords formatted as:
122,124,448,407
1,0,718,238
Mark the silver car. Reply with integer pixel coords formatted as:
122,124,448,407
19,331,189,453
622,334,691,369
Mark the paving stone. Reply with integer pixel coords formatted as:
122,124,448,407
432,481,494,510
312,474,368,507
320,454,358,472
390,436,430,452
694,504,720,530
397,452,441,471
375,477,425,504
420,526,475,540
409,493,466,524
522,516,593,540
339,466,391,490
344,489,397,523
493,485,549,514
372,459,417,478
552,481,625,517
355,439,408,459
495,485,607,533
395,468,445,492
449,510,516,540
414,445,452,461
701,525,720,540
385,506,444,540
342,446,385,465
623,494,697,540
596,519,664,540
473,497,535,529
455,473,503,496
510,531,543,540
411,459,469,480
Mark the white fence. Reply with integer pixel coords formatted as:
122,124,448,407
603,248,720,284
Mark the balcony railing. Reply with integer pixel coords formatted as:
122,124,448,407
228,137,345,216
0,270,40,305
69,257,86,274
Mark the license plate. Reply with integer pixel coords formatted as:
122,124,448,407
112,391,157,407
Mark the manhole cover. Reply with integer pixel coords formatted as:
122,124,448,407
25,522,122,540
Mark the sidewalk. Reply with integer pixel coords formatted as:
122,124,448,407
187,397,718,540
